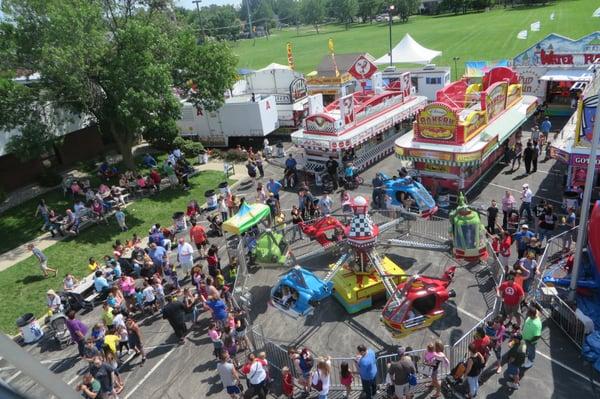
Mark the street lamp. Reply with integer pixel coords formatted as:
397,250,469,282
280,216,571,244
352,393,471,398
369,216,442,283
388,5,395,66
452,56,460,81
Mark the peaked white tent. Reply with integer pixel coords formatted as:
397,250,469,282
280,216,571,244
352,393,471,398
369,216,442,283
374,33,442,65
258,63,291,71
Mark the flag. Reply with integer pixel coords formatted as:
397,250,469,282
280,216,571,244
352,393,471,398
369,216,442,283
328,38,340,78
550,12,555,20
530,21,540,31
517,30,528,40
286,42,295,70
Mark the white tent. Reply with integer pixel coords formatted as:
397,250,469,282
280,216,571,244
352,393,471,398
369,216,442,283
374,33,442,65
258,63,291,71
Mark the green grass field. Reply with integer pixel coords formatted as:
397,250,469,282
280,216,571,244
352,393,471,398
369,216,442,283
232,0,600,74
0,171,230,335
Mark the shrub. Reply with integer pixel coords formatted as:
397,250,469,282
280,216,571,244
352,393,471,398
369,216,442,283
223,149,249,163
38,169,62,187
210,149,223,159
172,136,205,157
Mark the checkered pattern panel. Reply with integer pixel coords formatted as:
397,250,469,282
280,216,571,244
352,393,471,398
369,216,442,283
349,214,374,238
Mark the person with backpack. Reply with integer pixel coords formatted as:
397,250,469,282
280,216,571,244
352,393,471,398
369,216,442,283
355,344,378,399
464,343,485,399
387,346,416,399
311,356,332,399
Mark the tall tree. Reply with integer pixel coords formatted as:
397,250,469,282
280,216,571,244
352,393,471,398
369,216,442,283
0,0,238,168
330,0,359,29
394,0,419,22
273,0,301,25
301,0,326,34
358,0,384,23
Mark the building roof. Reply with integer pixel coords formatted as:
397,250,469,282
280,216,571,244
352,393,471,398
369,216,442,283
316,53,373,77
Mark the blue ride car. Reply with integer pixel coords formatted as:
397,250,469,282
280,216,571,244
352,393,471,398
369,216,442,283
379,173,437,216
270,266,333,317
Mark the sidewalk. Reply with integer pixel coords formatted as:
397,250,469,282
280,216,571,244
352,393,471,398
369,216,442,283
0,160,247,273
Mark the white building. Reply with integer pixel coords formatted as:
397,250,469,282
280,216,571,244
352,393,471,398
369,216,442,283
382,65,451,101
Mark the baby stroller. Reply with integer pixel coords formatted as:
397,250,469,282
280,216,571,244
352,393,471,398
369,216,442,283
172,211,187,232
207,213,223,237
47,313,72,349
441,357,469,399
60,291,94,312
320,172,334,193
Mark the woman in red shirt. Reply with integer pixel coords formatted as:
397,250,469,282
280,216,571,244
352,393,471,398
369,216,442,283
499,230,512,273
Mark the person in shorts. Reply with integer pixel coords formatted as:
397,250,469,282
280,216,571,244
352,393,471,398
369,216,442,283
176,238,195,278
497,272,525,326
388,346,416,399
506,333,527,390
217,351,241,398
28,244,57,278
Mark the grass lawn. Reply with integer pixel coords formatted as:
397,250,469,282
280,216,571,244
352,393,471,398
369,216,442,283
232,0,599,74
0,153,196,254
0,170,231,335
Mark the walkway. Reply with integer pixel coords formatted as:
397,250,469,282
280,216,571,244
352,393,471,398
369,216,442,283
0,160,247,272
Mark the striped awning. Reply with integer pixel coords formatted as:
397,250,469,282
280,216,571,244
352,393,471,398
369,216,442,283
396,155,480,167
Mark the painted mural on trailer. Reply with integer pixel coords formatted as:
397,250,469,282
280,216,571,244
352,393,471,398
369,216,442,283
513,32,600,98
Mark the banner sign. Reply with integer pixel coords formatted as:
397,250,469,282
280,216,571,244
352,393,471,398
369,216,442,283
482,81,508,121
579,94,598,143
513,32,600,67
289,78,307,102
348,55,377,80
339,93,355,126
416,103,458,141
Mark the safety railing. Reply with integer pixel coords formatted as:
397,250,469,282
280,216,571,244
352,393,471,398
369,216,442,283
448,311,496,370
534,226,578,292
375,349,450,388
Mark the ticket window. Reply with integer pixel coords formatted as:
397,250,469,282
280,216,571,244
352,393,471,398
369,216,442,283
546,81,574,106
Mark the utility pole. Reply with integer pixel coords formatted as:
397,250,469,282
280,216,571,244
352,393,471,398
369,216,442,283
192,0,203,40
245,0,254,39
388,5,395,66
569,87,600,299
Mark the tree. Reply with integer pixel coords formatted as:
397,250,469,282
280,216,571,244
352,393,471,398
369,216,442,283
394,0,419,22
188,5,242,40
358,0,384,23
273,0,301,26
0,0,238,169
330,0,359,28
253,1,276,33
301,0,326,33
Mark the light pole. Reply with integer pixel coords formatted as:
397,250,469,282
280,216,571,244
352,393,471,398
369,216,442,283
388,5,395,66
192,0,203,40
452,56,460,81
245,0,254,39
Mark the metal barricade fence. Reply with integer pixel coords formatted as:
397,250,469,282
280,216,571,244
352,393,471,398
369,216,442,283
448,311,495,370
533,226,578,292
328,357,364,390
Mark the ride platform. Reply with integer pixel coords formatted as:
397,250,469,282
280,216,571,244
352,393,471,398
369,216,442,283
331,255,405,313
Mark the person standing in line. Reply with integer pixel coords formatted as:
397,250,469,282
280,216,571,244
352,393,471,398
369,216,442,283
27,243,58,278
486,199,499,234
162,295,188,345
522,307,542,369
505,333,527,390
519,183,533,222
464,343,485,399
311,356,332,399
355,344,378,399
218,195,229,222
66,310,88,357
125,316,146,364
518,252,539,294
177,238,195,278
562,207,577,251
501,191,516,229
531,140,539,173
325,156,339,190
499,229,512,273
217,350,242,399
497,272,525,327
291,205,304,242
388,346,416,399
189,220,208,258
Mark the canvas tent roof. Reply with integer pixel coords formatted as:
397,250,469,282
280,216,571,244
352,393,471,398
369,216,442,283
374,33,442,65
316,53,374,77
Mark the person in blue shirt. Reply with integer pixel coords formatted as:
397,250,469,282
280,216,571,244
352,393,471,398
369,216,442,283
355,344,377,398
266,178,283,200
93,271,111,295
143,153,157,168
285,154,297,170
148,243,167,268
513,224,535,259
540,117,551,138
344,163,355,187
371,173,385,209
204,296,228,327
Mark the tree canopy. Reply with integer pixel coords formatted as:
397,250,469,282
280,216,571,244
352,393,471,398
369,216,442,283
301,0,326,33
0,0,238,167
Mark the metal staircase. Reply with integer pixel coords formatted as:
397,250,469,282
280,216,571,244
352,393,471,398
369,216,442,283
323,252,350,283
368,251,398,298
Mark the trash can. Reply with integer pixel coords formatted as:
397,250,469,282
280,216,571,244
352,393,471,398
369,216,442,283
205,189,217,211
16,313,44,344
563,191,579,211
218,182,230,197
275,141,285,158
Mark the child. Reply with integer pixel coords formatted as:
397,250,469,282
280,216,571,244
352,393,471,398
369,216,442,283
91,323,106,351
208,322,222,358
215,270,225,290
104,351,124,394
340,361,353,399
153,281,165,309
134,287,144,312
115,207,127,231
282,366,294,399
88,257,99,273
117,325,130,357
106,292,117,308
164,262,181,294
506,333,527,390
486,317,506,374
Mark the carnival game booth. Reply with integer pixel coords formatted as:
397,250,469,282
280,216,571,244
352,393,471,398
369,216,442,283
395,67,538,198
513,32,600,116
551,71,600,203
293,55,428,175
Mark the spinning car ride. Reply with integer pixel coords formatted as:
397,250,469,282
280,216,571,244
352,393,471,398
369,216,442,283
379,173,437,217
299,216,346,248
381,266,457,338
252,230,289,266
449,193,487,261
269,266,334,318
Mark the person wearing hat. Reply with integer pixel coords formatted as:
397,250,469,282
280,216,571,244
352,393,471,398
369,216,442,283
46,289,63,314
387,345,416,399
519,183,533,222
514,223,534,259
505,333,527,390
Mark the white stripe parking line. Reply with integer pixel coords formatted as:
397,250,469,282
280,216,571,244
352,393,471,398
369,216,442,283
124,344,178,399
484,181,562,205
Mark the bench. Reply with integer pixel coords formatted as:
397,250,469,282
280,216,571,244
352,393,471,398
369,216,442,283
71,273,98,302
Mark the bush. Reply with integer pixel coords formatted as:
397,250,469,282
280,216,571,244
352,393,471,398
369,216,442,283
210,149,223,159
172,136,205,157
38,169,62,187
223,149,249,163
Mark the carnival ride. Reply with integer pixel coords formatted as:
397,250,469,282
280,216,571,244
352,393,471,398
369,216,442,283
448,193,488,261
223,203,271,235
269,195,458,337
252,229,289,266
379,173,438,216
299,216,346,249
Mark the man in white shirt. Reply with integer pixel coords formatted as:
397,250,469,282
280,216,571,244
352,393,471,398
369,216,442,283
519,183,533,222
247,358,267,396
177,238,195,277
142,281,158,311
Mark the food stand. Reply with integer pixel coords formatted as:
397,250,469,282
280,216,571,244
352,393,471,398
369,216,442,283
513,32,600,116
395,66,538,197
292,55,427,174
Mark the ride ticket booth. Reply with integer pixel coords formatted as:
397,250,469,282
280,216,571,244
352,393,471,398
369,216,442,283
512,32,600,116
